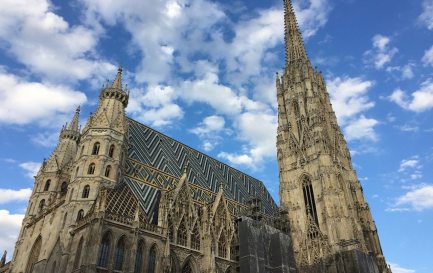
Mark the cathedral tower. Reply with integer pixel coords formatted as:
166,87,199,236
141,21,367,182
276,0,390,272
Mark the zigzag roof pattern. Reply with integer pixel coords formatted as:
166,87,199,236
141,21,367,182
124,117,278,215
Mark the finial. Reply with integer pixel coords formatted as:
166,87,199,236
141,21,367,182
111,65,123,89
75,105,80,114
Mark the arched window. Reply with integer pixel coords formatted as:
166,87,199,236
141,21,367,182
230,236,238,261
74,237,84,269
181,261,192,273
104,165,112,178
170,255,178,273
76,210,84,221
114,236,126,271
87,163,96,175
134,240,144,273
177,219,187,246
60,182,68,195
108,144,115,158
82,185,90,198
92,142,100,155
218,233,227,258
302,175,319,226
97,232,111,268
25,236,42,273
39,199,45,212
191,224,200,250
44,180,51,191
147,245,157,273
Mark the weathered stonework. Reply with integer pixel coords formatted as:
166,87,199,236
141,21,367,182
1,1,391,273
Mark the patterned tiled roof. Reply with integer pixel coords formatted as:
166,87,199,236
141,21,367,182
124,117,278,216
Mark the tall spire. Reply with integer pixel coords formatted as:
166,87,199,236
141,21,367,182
111,66,123,89
67,106,80,132
283,0,308,64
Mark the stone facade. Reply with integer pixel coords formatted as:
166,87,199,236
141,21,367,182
1,1,391,273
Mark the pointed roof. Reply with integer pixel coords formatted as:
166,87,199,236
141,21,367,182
111,66,123,89
67,106,80,132
284,0,308,64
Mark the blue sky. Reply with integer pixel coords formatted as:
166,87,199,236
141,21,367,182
0,0,432,272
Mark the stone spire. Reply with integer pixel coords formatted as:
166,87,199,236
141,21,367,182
283,0,308,64
67,106,80,132
111,66,123,89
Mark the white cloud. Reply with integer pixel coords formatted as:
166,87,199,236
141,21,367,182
31,131,59,147
394,184,433,211
327,77,375,124
419,0,433,30
127,85,183,127
293,0,332,39
364,34,398,69
389,263,415,273
326,77,378,142
19,162,41,178
396,124,419,132
0,210,24,260
398,159,420,172
190,115,226,151
344,115,379,141
388,80,433,112
0,189,32,204
0,0,114,83
0,71,86,126
422,45,433,66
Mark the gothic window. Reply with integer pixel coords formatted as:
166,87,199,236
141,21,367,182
218,233,227,258
302,175,319,226
39,199,45,212
134,240,144,273
25,236,42,273
230,236,239,261
170,255,178,273
92,142,100,155
44,180,51,191
82,185,90,198
60,182,68,195
105,165,112,178
181,261,192,273
114,236,126,271
74,237,84,269
147,245,157,273
87,163,96,175
76,210,84,221
109,144,115,158
191,224,200,250
97,232,111,268
177,219,187,246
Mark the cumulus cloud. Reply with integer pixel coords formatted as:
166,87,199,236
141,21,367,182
398,156,422,180
388,80,433,112
0,210,24,260
398,159,420,172
419,0,433,30
0,72,86,126
127,85,183,127
0,189,32,204
364,34,398,69
394,184,433,211
422,45,433,66
327,76,378,142
0,0,114,82
19,162,42,178
190,115,226,151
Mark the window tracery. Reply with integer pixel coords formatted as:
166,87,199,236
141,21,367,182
191,224,200,250
25,236,42,273
218,233,227,258
302,175,319,230
134,240,144,273
114,236,126,271
177,219,187,246
147,245,157,273
97,232,111,268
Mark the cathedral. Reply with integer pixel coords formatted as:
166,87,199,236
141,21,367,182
0,0,392,273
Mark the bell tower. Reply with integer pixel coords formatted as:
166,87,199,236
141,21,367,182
277,0,390,272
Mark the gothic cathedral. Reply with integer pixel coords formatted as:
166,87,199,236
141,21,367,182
0,1,391,273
